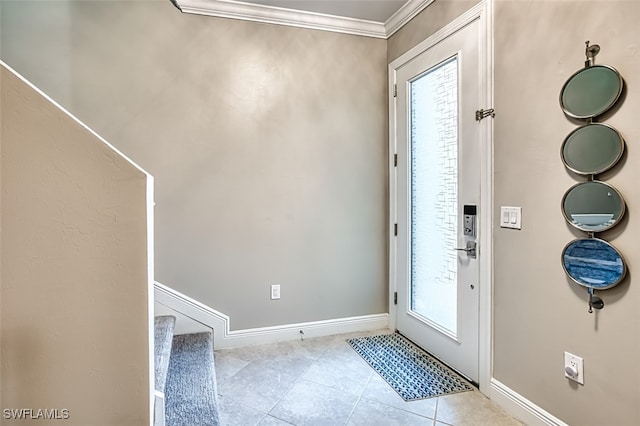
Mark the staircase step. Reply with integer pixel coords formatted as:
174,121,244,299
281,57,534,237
165,332,220,426
154,315,176,393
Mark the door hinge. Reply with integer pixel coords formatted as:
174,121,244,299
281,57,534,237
393,84,397,98
394,292,398,305
394,223,398,236
475,108,495,121
393,154,397,167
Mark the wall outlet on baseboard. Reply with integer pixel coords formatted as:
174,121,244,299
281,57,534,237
271,284,281,300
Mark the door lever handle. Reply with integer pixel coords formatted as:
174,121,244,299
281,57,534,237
452,241,477,258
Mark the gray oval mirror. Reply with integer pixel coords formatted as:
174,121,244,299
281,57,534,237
561,123,624,175
562,238,626,289
561,181,625,232
560,65,623,119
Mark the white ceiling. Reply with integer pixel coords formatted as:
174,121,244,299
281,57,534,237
245,0,411,23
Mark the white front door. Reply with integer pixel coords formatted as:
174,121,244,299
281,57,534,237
391,11,487,384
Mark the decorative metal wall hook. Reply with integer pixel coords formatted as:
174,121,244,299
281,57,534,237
585,40,600,67
588,288,604,313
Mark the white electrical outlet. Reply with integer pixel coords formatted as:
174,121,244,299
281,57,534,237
271,284,281,300
564,351,584,385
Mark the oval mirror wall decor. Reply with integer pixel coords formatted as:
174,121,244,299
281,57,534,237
560,65,623,119
561,123,625,175
562,238,626,290
559,42,628,313
561,181,625,232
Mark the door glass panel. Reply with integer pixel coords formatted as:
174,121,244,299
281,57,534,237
410,56,458,335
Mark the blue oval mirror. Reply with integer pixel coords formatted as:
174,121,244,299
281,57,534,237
562,238,626,289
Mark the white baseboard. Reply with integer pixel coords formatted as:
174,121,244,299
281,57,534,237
154,282,389,349
155,301,212,336
490,379,568,426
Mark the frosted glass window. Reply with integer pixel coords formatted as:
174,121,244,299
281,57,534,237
410,56,458,335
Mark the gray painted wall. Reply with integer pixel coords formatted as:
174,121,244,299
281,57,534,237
1,64,151,425
3,0,639,424
387,0,479,63
0,0,389,330
390,1,639,425
493,2,639,425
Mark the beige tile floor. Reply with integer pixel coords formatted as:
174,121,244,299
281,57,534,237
214,330,524,426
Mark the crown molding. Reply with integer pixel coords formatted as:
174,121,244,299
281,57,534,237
173,0,434,39
174,0,386,38
384,0,435,38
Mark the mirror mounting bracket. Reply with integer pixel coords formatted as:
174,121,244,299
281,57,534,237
588,288,604,313
585,40,600,67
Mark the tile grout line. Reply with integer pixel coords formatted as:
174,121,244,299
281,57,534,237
217,357,298,424
216,358,269,425
216,333,391,425
264,340,334,424
268,338,376,425
343,371,374,425
214,332,515,426
213,352,250,387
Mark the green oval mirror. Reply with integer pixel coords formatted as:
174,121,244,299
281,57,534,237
560,65,623,119
562,238,626,289
561,123,624,175
561,181,625,232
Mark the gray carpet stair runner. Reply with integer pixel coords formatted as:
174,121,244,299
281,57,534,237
154,316,220,426
154,316,176,394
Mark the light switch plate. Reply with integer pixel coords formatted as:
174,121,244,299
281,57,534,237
500,206,522,229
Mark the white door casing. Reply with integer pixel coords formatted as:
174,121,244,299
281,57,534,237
388,0,493,392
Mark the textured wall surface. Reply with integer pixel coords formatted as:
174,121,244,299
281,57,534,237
4,0,638,423
492,2,640,425
0,0,388,330
1,64,151,425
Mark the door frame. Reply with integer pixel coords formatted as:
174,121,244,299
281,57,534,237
388,0,494,395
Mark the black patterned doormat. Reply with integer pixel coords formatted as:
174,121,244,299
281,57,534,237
347,333,473,401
